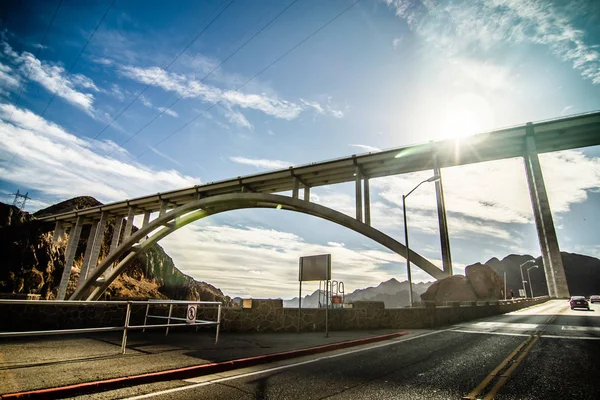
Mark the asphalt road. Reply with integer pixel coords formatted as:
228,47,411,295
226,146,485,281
85,300,600,400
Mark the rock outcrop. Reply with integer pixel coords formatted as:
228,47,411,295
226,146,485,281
420,275,479,302
0,199,233,305
465,263,504,300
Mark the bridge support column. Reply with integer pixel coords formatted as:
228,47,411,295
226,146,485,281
142,211,151,227
159,200,169,217
77,220,99,289
364,177,371,226
123,207,136,240
524,123,569,298
292,177,299,199
433,155,453,276
107,216,124,275
304,186,310,202
52,222,65,246
355,166,363,222
78,212,108,290
57,216,83,300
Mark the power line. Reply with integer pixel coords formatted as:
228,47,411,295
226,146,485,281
138,0,363,158
6,0,63,123
39,0,116,118
116,0,299,148
91,0,237,141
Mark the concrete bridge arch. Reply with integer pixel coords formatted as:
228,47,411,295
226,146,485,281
69,193,445,301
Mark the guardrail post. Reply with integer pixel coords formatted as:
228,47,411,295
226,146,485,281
215,303,222,345
121,302,132,354
143,303,150,332
165,303,173,336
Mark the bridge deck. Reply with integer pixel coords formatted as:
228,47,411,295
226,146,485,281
39,111,600,223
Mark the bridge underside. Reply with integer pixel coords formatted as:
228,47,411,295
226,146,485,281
66,193,446,301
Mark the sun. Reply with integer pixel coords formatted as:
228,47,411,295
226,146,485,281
439,93,494,140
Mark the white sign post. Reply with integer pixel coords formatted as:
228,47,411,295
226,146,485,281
186,304,197,324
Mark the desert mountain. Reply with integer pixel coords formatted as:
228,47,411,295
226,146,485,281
283,278,432,308
0,198,233,305
485,253,600,296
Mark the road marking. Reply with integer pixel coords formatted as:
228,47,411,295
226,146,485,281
463,335,533,400
482,335,539,400
451,329,531,337
542,334,600,340
468,321,539,330
561,325,600,332
122,329,453,400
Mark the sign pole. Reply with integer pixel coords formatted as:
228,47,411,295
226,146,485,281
325,279,329,338
298,260,302,334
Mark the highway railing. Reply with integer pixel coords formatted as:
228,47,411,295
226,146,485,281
0,299,222,354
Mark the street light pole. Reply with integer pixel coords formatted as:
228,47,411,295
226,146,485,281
527,265,538,298
519,260,535,298
402,194,413,306
403,175,440,307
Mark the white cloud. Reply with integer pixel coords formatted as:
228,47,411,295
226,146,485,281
1,42,97,112
0,104,199,205
301,98,345,119
119,65,303,120
160,224,412,298
371,152,600,225
349,144,381,153
229,156,291,170
0,63,21,89
384,0,600,84
157,107,179,118
392,37,403,49
223,105,253,130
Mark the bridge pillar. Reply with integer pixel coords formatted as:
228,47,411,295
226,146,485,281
304,186,310,202
123,207,136,240
57,216,83,300
51,221,65,246
78,212,108,290
355,166,363,222
433,154,453,276
159,200,169,217
107,216,124,275
77,220,99,290
142,211,151,227
524,123,569,298
364,177,371,226
292,177,300,199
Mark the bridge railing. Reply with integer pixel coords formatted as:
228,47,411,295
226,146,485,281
0,299,222,354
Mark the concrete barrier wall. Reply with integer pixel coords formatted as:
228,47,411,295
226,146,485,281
0,297,550,333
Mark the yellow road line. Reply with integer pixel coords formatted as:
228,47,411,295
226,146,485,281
483,335,539,400
462,336,531,400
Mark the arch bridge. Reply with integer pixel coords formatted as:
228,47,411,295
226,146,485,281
38,112,600,300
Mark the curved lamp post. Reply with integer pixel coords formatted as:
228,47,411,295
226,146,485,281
520,260,536,298
527,265,538,298
404,175,440,306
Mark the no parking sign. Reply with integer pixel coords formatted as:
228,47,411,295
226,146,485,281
186,304,197,324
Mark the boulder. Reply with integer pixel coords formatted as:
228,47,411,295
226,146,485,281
420,275,478,302
465,263,504,300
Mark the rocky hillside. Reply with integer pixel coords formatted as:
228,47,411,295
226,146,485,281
485,253,600,297
283,278,432,308
0,199,233,305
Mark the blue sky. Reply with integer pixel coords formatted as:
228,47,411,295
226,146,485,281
1,0,599,299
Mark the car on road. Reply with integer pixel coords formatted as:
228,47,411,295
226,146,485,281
570,296,589,310
590,295,600,304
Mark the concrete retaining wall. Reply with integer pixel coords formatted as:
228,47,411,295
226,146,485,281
0,297,549,333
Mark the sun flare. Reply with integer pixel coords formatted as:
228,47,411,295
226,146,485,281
440,93,494,140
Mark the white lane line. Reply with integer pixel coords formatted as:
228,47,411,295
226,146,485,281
451,329,530,337
469,322,539,330
122,329,453,400
541,334,600,341
561,326,600,332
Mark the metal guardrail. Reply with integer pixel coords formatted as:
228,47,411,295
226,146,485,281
0,300,222,354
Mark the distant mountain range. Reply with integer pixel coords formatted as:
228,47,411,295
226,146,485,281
484,253,600,297
281,278,433,308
